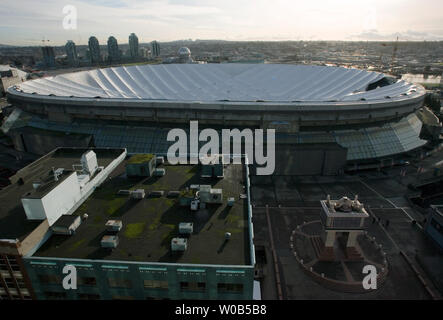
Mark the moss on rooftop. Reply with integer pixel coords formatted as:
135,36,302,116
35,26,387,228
124,222,146,238
127,153,155,164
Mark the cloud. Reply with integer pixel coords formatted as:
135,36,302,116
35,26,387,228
1,0,443,45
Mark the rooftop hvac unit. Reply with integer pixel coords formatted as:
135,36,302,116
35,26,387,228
131,189,145,199
179,222,193,235
51,215,82,235
105,220,123,232
149,190,164,197
154,168,166,177
200,187,223,204
101,235,119,248
167,191,180,198
81,150,98,176
171,237,187,251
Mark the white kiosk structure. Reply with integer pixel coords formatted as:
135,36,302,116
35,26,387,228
319,195,369,261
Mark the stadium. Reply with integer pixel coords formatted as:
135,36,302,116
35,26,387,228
4,64,430,174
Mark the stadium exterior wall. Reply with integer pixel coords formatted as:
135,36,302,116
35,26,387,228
7,88,425,132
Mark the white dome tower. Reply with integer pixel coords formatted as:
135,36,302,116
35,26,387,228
178,47,192,63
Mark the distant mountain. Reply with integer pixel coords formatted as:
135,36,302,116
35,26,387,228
0,44,18,48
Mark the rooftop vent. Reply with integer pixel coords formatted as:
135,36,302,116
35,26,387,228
32,181,42,190
52,168,64,181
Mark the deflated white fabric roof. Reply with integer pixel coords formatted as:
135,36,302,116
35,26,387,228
15,64,418,102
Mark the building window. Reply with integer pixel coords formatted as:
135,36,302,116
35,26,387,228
144,280,168,289
38,274,61,284
78,293,100,300
10,265,21,272
44,291,67,300
6,256,17,264
4,278,15,288
78,277,97,286
16,278,26,288
0,257,8,271
180,282,206,292
108,278,132,289
217,283,244,294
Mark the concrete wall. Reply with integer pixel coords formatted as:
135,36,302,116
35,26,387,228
21,198,47,221
41,173,82,226
21,172,82,225
7,88,425,132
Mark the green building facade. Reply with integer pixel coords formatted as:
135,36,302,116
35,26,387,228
23,258,254,300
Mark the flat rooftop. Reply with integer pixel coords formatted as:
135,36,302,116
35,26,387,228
33,161,251,266
0,148,125,241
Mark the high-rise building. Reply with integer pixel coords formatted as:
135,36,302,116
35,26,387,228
88,36,101,64
139,47,150,58
107,36,120,63
41,46,55,67
129,33,139,59
151,41,160,57
65,40,78,66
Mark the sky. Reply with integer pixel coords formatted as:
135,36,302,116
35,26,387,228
0,0,442,46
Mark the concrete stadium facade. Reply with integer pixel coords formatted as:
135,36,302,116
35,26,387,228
5,64,428,165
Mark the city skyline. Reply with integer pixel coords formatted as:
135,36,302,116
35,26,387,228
1,0,443,46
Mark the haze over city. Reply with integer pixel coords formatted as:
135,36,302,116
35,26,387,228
1,0,443,46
